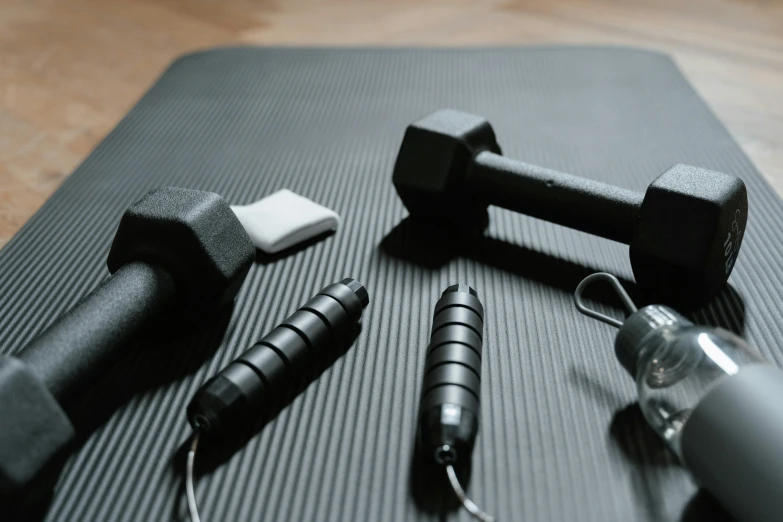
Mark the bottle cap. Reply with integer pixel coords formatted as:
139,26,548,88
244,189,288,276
615,304,691,378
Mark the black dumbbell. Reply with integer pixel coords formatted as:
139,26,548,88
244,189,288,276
392,109,748,305
0,187,255,494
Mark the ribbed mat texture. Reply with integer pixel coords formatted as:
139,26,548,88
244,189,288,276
1,47,781,521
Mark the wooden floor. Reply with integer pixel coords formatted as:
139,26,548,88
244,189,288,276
1,0,782,248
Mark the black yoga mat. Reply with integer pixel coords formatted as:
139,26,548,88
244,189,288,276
2,47,781,522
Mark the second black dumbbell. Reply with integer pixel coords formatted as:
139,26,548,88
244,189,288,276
392,109,748,305
0,187,255,494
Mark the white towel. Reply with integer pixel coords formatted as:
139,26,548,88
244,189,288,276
231,189,340,253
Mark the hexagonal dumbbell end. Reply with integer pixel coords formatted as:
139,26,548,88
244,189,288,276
107,187,256,318
630,164,748,303
392,109,502,226
0,356,74,495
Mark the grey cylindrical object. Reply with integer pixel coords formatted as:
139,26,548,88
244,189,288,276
680,364,783,522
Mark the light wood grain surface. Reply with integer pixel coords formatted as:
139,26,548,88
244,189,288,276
2,0,782,248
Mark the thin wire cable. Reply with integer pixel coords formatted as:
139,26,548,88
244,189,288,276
445,464,495,522
574,272,638,328
186,431,202,522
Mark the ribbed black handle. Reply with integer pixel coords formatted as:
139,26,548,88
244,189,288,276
188,278,369,432
419,284,484,465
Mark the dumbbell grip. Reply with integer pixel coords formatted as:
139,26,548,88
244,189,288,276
470,151,643,244
17,261,175,407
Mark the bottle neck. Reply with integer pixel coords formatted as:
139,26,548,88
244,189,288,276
616,305,692,378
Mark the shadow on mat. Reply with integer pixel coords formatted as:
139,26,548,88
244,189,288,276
680,490,735,522
380,217,746,335
5,306,235,522
169,324,362,520
610,403,682,520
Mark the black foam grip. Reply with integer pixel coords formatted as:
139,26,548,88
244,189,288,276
429,326,482,357
317,281,364,323
433,291,485,321
431,308,483,339
188,278,368,431
220,362,266,409
302,295,350,335
257,327,309,368
420,286,484,411
237,342,288,390
426,343,482,375
282,311,331,354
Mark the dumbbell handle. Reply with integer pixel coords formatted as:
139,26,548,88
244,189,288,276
17,261,175,407
469,151,644,244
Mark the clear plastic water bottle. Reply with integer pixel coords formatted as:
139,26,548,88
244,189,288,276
576,273,783,522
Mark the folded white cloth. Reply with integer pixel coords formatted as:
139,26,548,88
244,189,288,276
231,189,340,253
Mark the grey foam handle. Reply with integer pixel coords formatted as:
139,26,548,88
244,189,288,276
680,364,783,522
